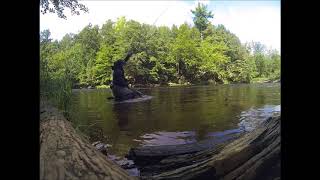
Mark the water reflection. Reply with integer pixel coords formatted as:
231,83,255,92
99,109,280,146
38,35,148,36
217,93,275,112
113,104,131,131
196,123,211,141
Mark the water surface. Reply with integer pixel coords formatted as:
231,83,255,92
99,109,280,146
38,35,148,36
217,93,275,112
70,83,280,157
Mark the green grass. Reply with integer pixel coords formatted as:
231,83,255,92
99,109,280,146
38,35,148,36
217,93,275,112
40,72,72,114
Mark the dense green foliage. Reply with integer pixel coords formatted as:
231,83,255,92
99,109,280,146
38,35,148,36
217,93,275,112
40,3,280,99
40,30,72,111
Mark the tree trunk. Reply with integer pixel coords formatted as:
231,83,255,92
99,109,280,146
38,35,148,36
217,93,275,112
177,62,179,76
40,101,137,180
127,129,243,166
132,115,280,180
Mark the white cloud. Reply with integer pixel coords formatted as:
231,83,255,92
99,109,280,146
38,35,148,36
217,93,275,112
40,1,280,50
211,2,280,50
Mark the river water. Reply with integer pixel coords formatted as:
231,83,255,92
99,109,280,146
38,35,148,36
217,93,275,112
70,83,280,159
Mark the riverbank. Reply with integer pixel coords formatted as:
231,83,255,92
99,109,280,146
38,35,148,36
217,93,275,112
73,80,280,90
251,77,280,83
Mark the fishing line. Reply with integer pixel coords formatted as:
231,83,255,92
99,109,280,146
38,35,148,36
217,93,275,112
152,6,170,26
137,5,170,52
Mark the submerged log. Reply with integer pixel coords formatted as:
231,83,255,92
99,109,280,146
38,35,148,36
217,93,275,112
132,115,280,180
40,102,137,180
111,84,143,101
127,129,243,166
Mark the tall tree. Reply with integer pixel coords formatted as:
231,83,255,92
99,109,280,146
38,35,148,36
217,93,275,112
248,41,266,54
191,2,214,40
199,37,229,83
40,29,52,44
170,23,201,83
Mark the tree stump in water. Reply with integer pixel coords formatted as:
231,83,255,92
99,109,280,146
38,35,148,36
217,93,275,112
129,115,280,180
40,102,137,180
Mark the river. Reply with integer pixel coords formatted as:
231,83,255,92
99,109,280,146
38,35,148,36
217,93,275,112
69,83,280,159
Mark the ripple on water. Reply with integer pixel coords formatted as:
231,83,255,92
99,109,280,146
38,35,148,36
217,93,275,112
135,131,197,146
238,105,280,132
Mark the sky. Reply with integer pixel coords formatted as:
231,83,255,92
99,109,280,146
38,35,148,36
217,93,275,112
40,0,280,51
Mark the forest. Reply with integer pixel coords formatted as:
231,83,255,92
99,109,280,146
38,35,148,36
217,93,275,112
40,3,280,108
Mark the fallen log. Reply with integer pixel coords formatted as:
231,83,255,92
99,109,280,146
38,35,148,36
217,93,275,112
134,115,280,180
127,129,243,166
40,101,137,180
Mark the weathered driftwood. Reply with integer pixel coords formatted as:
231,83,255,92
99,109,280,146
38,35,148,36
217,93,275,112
40,102,137,180
132,115,280,180
127,130,243,166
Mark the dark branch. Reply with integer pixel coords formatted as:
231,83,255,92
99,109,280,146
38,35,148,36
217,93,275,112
40,0,89,19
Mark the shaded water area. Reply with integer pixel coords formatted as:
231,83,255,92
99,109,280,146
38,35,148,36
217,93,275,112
69,83,280,173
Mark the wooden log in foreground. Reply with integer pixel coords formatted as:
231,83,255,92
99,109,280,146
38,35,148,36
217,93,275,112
134,115,280,180
127,129,243,166
40,102,137,180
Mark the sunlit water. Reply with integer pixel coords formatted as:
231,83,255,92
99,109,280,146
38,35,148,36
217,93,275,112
70,83,280,159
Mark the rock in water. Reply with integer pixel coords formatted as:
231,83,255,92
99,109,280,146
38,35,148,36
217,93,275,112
92,141,112,156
